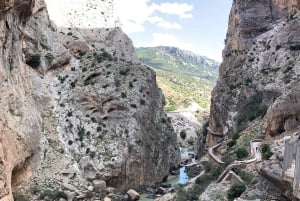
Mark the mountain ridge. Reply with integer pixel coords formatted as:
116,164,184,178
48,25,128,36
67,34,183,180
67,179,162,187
136,46,219,111
136,46,219,82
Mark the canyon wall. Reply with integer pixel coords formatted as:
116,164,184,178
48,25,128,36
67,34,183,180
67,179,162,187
208,0,300,146
0,1,180,200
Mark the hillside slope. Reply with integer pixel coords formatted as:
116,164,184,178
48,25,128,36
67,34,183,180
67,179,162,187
136,46,219,110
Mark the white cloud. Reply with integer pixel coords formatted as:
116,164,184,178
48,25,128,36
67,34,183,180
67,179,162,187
115,0,153,33
150,3,193,19
46,0,193,32
146,33,193,50
148,16,181,29
115,0,193,33
121,21,145,33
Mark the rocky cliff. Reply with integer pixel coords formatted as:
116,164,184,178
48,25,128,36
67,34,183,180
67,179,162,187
0,1,180,200
205,0,300,200
207,0,300,146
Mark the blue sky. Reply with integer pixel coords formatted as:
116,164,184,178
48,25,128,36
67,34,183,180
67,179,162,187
116,0,232,61
45,0,232,61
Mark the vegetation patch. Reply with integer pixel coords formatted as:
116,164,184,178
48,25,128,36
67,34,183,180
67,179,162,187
290,45,300,51
78,126,85,141
232,167,254,185
39,189,68,201
235,92,267,132
26,54,41,69
13,193,28,201
227,182,246,201
235,147,249,160
175,162,223,201
261,144,273,159
180,130,187,140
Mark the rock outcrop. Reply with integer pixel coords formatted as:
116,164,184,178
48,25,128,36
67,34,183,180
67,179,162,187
208,0,300,146
205,0,300,200
0,0,180,200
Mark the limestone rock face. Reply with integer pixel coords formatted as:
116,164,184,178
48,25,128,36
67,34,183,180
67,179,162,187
0,1,48,200
265,87,300,136
0,0,180,200
208,0,300,146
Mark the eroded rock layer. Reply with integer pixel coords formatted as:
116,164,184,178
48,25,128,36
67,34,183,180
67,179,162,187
0,1,180,200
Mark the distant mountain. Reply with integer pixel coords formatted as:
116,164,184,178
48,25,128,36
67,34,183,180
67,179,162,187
136,46,220,111
136,46,219,82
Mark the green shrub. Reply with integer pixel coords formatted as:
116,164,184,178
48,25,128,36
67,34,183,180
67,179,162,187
119,68,130,76
283,73,293,84
85,191,94,199
176,173,213,201
121,92,127,98
203,162,223,178
177,163,222,201
223,154,235,166
129,81,133,88
102,84,109,89
276,45,281,50
201,120,209,136
39,190,68,201
67,111,73,117
232,133,240,140
70,79,77,88
161,118,167,123
89,151,96,158
26,54,41,68
140,99,146,105
130,104,137,108
283,66,293,74
165,97,177,111
78,126,85,141
236,92,268,132
79,51,86,57
94,51,113,63
180,130,187,140
236,147,249,159
261,144,273,159
227,182,246,201
233,168,254,185
13,193,28,201
114,78,121,87
195,174,213,184
175,162,224,201
187,138,194,145
290,45,300,51
227,140,236,148
210,165,222,177
91,117,97,123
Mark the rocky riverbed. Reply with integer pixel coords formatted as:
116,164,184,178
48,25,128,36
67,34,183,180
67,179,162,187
140,149,200,201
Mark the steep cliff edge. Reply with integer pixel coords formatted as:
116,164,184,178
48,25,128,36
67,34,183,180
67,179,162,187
208,0,300,146
0,1,180,200
204,0,300,200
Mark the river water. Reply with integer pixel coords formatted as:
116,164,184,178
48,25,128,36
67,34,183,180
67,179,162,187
140,149,195,200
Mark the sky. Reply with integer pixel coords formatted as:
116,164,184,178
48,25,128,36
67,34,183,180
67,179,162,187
45,0,232,62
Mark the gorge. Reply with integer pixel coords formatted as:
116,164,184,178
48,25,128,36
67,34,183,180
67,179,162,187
0,0,300,201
